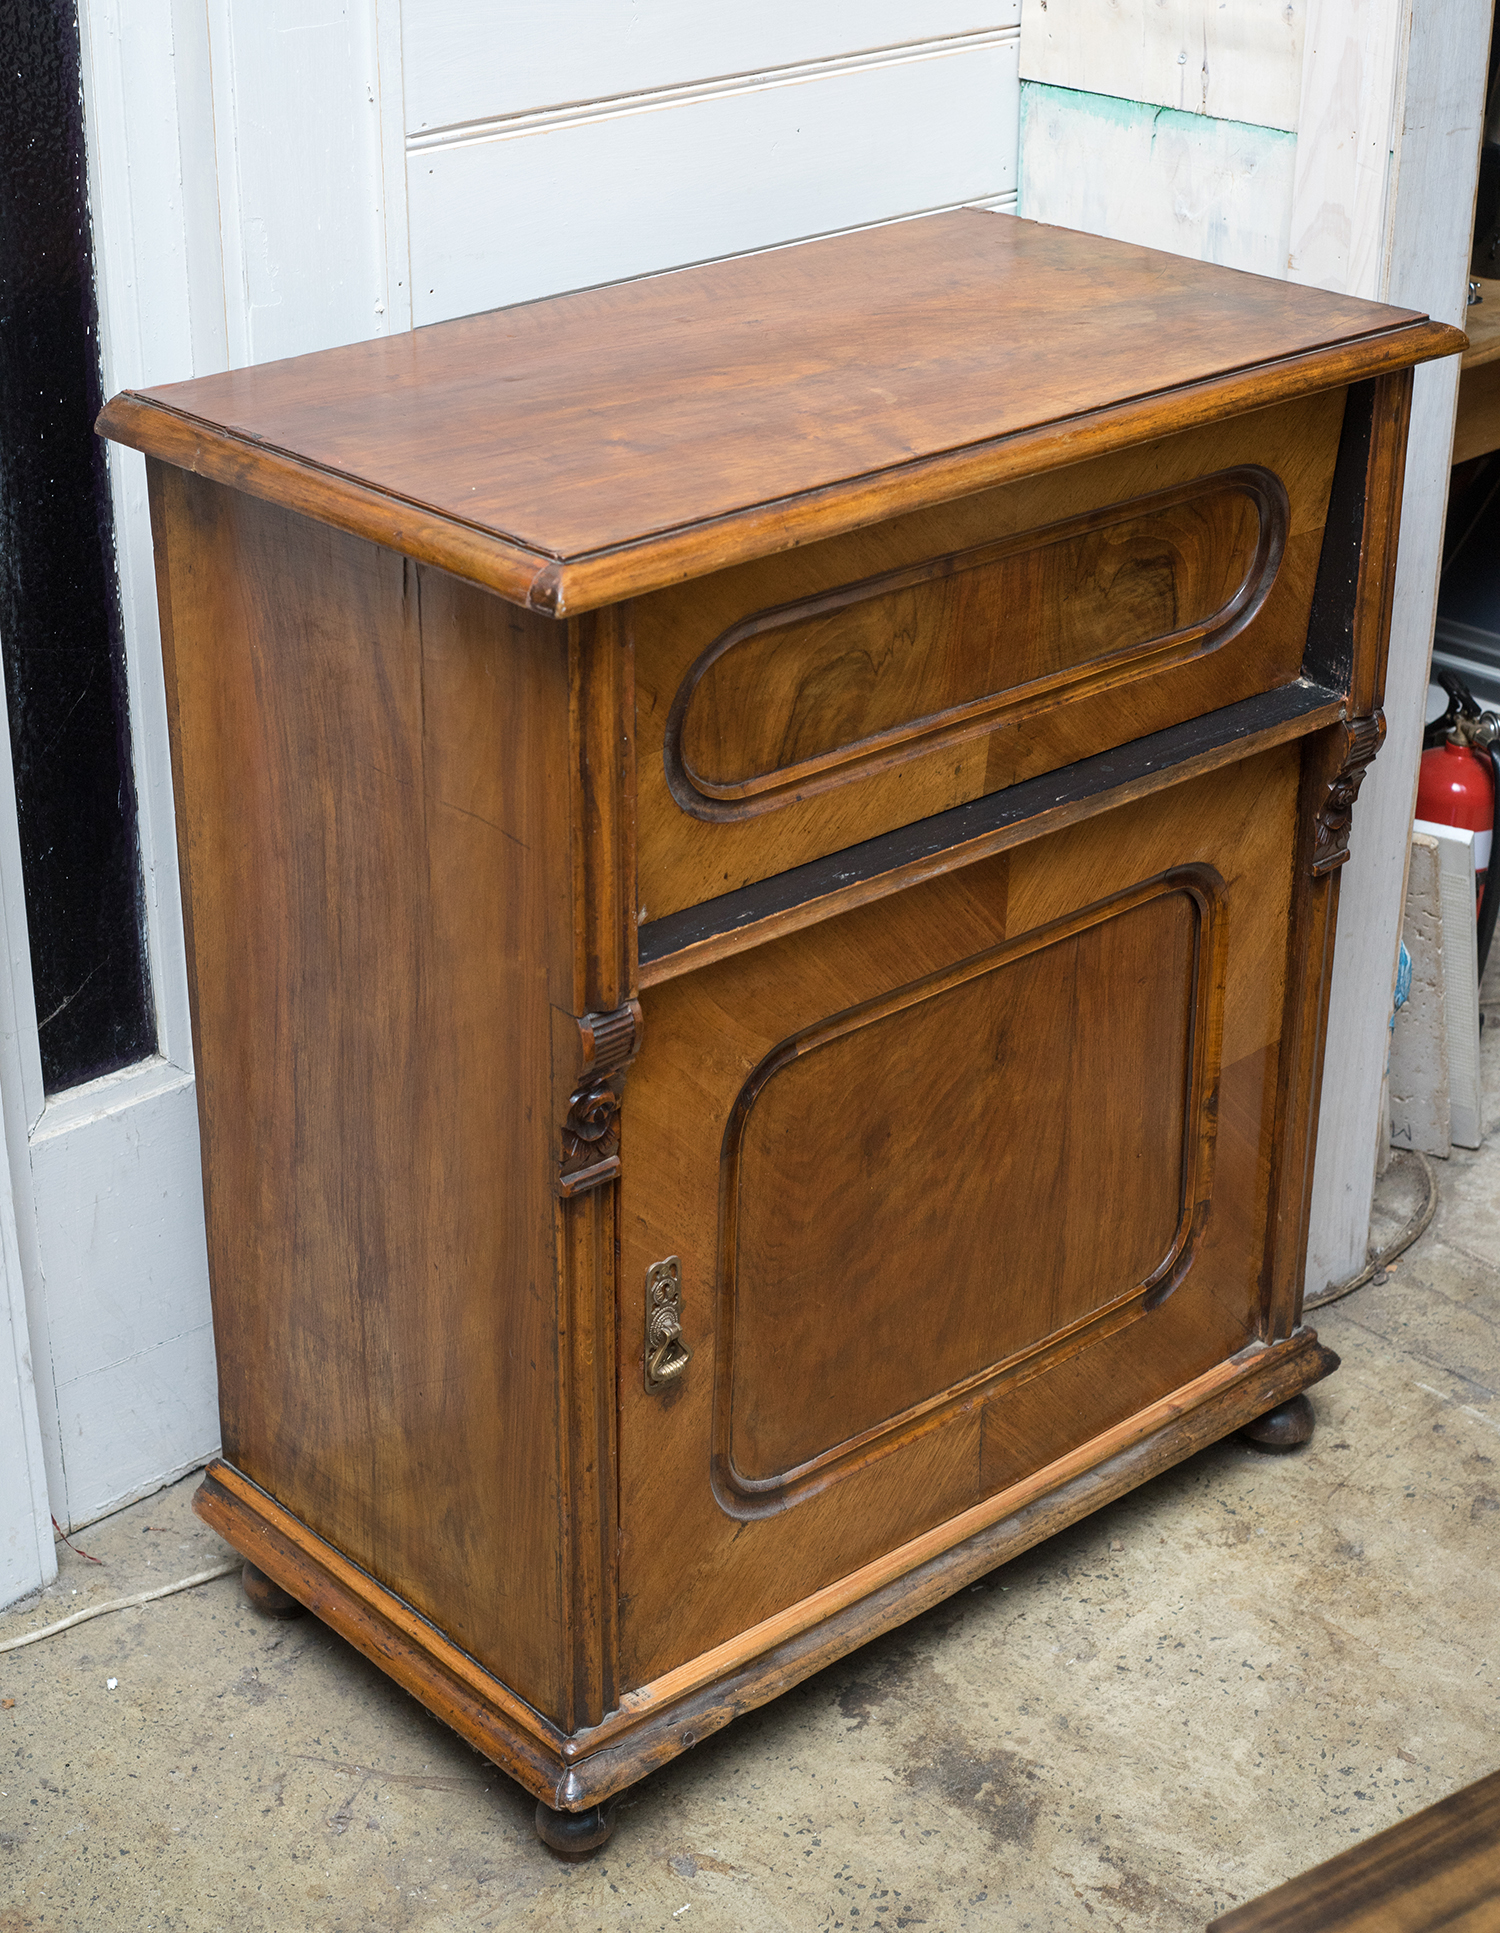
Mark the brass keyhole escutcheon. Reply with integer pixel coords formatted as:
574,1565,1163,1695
645,1256,691,1391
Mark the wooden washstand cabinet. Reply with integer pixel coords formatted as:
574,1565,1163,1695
101,212,1461,1854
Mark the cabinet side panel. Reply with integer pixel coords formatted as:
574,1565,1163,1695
152,467,572,1717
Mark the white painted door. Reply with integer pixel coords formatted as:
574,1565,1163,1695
7,1,1020,1532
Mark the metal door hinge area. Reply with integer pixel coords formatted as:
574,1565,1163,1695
645,1257,691,1391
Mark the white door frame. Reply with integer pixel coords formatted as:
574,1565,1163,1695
0,710,52,1601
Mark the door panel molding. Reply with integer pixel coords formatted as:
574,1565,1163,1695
712,868,1227,1512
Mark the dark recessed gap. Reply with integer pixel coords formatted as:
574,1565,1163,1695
0,0,157,1091
639,681,1343,971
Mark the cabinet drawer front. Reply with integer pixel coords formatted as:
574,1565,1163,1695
618,745,1300,1686
668,469,1281,816
634,389,1344,924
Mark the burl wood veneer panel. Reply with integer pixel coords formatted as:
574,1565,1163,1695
150,463,576,1717
725,882,1205,1488
634,389,1344,919
617,742,1300,1686
672,474,1272,803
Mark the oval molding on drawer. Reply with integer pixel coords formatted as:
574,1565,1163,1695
664,466,1289,821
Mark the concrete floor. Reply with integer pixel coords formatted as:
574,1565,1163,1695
4,993,1499,1932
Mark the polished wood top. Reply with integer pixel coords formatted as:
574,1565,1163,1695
101,210,1462,613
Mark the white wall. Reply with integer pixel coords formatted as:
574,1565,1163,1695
0,1218,51,1607
1018,0,1304,274
1018,85,1297,275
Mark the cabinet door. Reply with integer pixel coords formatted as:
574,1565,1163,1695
618,745,1299,1687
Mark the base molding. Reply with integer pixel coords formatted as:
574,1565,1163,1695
195,1327,1336,1810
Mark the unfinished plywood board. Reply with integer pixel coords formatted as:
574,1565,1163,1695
1017,85,1297,277
1286,0,1409,300
1018,0,1304,132
1389,833,1451,1158
1414,820,1483,1149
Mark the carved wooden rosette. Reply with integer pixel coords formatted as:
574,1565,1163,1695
559,999,644,1196
1310,711,1386,876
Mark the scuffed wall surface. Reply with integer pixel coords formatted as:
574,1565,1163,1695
1019,84,1297,274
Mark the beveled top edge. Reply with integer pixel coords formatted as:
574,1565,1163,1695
102,309,1462,617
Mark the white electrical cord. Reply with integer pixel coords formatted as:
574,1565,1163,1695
0,1559,241,1655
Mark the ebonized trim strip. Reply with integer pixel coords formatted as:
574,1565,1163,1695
638,679,1343,974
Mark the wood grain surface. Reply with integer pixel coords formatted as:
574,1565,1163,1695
152,462,579,1720
1454,278,1500,463
99,210,1460,614
134,206,1436,1824
637,681,1344,983
1209,1764,1500,1931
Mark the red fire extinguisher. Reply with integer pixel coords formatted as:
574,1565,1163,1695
1419,675,1500,977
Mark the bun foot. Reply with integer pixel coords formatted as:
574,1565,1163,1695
240,1560,306,1618
535,1798,618,1859
1240,1392,1317,1451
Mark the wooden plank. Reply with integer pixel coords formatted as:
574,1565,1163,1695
1264,719,1379,1339
401,1,1020,133
1209,1765,1500,1931
201,0,393,368
406,39,1019,325
1460,278,1500,369
374,0,414,335
599,1333,1337,1771
634,389,1345,919
1413,819,1483,1149
28,0,234,1524
1018,0,1305,133
0,1097,52,1601
622,746,1301,1682
98,211,1458,615
25,1069,216,1523
1017,85,1298,278
1453,357,1500,464
1454,278,1500,464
